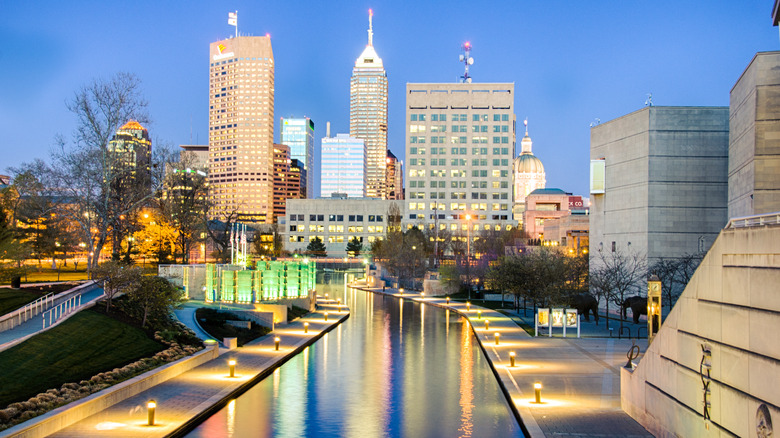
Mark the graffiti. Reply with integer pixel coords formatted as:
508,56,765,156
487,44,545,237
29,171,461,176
700,343,712,427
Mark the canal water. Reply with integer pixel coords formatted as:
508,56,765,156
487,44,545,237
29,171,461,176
187,273,523,438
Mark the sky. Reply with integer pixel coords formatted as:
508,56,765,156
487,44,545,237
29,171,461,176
1,1,778,197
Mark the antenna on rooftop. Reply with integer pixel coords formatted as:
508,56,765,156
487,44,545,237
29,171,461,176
645,93,653,107
459,42,474,83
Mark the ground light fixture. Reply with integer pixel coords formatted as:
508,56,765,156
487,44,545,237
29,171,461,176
466,301,471,311
324,312,329,322
274,337,281,351
495,332,500,345
477,310,482,319
399,288,404,295
147,400,156,426
509,351,516,367
420,292,425,297
304,322,309,333
446,296,450,304
228,359,236,377
534,382,542,403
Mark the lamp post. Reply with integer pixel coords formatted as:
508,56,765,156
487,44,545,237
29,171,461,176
147,400,156,426
228,359,236,377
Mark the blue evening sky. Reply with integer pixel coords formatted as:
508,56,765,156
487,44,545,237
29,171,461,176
1,1,777,197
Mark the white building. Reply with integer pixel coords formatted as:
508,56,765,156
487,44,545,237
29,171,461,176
512,120,546,224
320,134,366,198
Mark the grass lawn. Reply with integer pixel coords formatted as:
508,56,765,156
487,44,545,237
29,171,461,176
0,289,47,316
0,309,164,407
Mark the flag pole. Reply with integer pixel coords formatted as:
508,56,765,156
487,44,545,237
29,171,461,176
235,10,238,38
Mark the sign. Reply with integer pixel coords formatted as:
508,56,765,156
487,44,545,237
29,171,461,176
551,308,564,327
565,308,578,327
568,196,584,209
213,52,235,61
537,308,549,328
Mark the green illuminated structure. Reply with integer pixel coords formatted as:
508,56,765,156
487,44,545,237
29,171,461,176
199,260,316,303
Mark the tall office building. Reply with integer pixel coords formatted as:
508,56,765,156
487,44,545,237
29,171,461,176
350,10,388,199
385,150,403,200
208,36,275,222
108,120,152,195
279,117,314,198
404,83,517,235
321,134,366,198
272,144,302,223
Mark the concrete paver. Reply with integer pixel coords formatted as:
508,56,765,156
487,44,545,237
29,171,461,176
36,298,348,438
353,283,652,438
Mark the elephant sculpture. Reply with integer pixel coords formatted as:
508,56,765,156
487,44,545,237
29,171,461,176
622,296,647,324
569,293,599,323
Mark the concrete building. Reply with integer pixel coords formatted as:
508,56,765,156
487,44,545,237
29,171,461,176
282,197,401,256
320,134,366,198
179,145,209,168
523,189,584,241
350,10,388,199
621,217,780,438
279,117,314,198
728,51,780,218
385,149,403,200
272,144,302,223
541,211,589,253
108,120,152,195
404,82,517,240
208,36,275,223
589,106,729,266
512,120,546,224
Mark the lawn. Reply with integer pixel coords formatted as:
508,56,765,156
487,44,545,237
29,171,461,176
0,309,164,407
0,289,47,316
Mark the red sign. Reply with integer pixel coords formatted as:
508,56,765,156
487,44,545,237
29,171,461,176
568,196,584,208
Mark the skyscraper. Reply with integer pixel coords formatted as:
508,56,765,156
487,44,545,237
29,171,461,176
107,120,152,196
404,83,517,234
385,150,403,200
208,36,275,223
321,133,366,198
272,144,302,223
350,10,388,199
279,117,314,198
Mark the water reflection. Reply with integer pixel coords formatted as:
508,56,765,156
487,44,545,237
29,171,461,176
187,276,522,438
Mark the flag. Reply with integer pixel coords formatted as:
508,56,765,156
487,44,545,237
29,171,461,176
228,12,237,26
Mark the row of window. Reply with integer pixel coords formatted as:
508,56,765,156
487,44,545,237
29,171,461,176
289,225,385,233
288,214,384,222
410,147,510,155
409,136,510,145
410,114,510,122
289,235,382,243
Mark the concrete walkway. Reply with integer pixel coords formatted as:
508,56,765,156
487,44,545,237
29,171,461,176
35,297,348,438
0,287,105,353
353,283,652,438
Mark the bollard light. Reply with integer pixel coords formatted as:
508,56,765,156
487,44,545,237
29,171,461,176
485,319,490,330
399,288,404,295
304,322,309,333
534,382,542,403
324,312,329,322
420,292,425,297
509,351,516,367
274,337,281,351
446,296,450,304
228,359,236,377
495,332,500,345
477,310,482,320
147,400,156,426
338,305,342,312
466,301,471,311
337,298,341,305
325,293,329,299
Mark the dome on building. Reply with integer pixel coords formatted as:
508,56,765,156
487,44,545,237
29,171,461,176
119,120,147,132
516,143,545,173
513,119,547,209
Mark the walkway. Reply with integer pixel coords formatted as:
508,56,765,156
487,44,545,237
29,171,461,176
0,286,105,353
35,298,348,438
354,283,652,438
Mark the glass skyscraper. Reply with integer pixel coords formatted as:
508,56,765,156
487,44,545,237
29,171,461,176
350,10,388,199
320,134,366,198
279,117,314,198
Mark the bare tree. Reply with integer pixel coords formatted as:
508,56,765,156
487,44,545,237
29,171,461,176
159,151,208,263
590,247,647,330
92,260,143,311
48,72,154,272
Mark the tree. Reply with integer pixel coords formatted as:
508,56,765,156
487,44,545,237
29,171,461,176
48,72,160,273
346,236,363,257
252,225,284,258
0,208,29,284
204,211,240,264
133,211,178,264
306,236,327,257
159,152,208,263
92,260,143,311
126,276,183,328
590,247,647,330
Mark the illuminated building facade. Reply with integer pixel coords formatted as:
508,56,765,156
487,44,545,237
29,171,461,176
272,144,302,223
208,36,275,223
512,121,546,224
107,120,152,195
279,117,314,198
404,83,517,236
320,134,366,198
385,149,403,200
350,10,388,199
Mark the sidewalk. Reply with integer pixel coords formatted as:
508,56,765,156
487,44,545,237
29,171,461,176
0,286,105,353
30,297,349,438
353,283,652,438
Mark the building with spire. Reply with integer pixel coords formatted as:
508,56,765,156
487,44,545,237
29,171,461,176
350,9,388,199
208,35,275,223
512,120,546,224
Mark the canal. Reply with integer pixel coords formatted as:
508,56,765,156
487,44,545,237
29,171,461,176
187,273,523,437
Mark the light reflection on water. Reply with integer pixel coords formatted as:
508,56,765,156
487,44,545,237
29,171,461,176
187,277,523,438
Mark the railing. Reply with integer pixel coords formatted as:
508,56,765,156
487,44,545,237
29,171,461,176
0,281,100,332
0,293,55,331
726,212,780,229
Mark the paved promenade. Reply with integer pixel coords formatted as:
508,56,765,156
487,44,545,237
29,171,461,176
354,283,652,438
24,297,349,438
